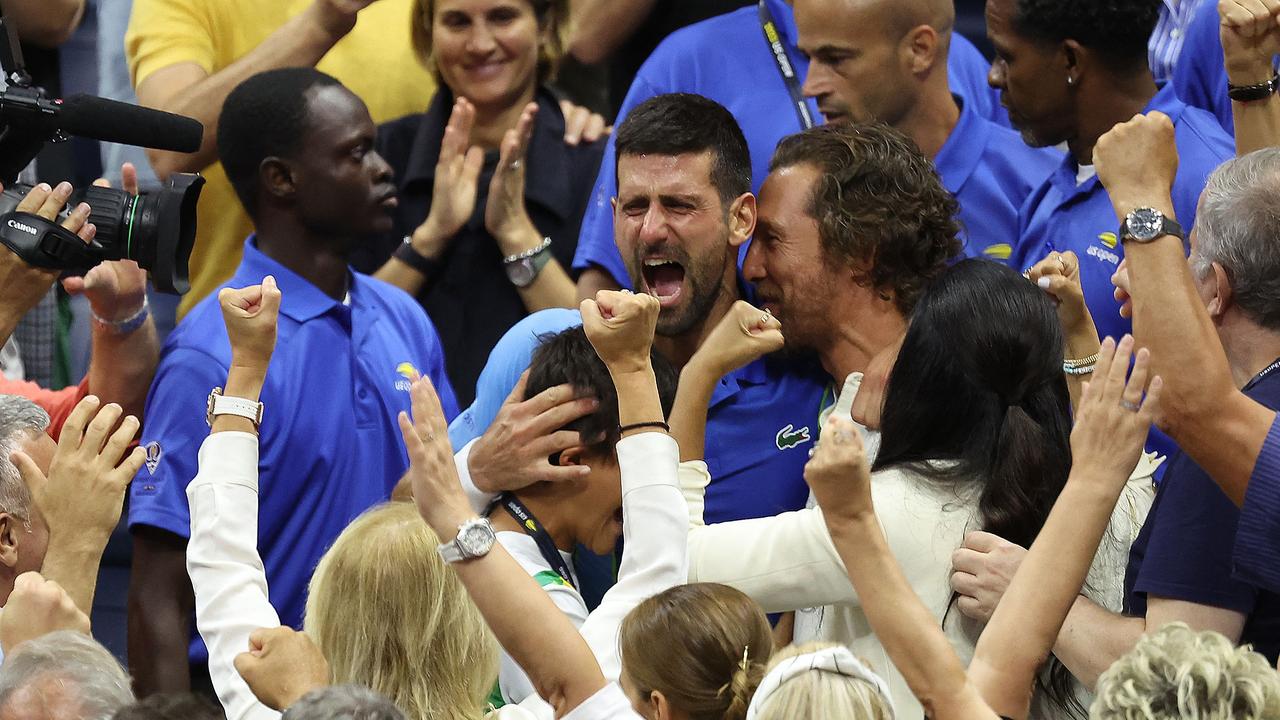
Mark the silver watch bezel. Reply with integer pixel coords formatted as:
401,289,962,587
439,517,496,563
1123,207,1166,243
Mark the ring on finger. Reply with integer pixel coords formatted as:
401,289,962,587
508,160,522,171
1120,399,1140,412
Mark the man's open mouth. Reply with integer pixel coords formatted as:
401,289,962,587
641,259,685,307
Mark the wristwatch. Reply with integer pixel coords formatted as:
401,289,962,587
206,387,265,429
437,517,497,563
503,237,553,288
1119,207,1184,244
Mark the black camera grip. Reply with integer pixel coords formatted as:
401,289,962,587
0,211,100,270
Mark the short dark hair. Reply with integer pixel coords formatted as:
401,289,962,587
1013,0,1160,67
614,93,752,205
768,122,961,314
217,67,345,217
525,326,678,457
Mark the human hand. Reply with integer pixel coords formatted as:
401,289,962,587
559,99,609,146
16,396,145,552
1111,259,1133,319
0,182,97,328
309,0,384,38
688,301,783,378
1094,112,1179,222
1068,335,1162,487
414,98,484,258
581,290,660,375
398,375,473,535
0,572,90,656
63,165,147,323
850,335,902,431
218,276,281,373
1027,250,1098,340
1219,0,1280,83
804,415,873,524
485,103,541,254
950,531,1028,622
234,626,330,711
469,371,599,492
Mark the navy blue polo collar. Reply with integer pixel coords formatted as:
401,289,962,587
398,87,578,222
232,237,353,324
934,95,990,197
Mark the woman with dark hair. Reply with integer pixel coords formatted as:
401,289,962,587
677,259,1151,718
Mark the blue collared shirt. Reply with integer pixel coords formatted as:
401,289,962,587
130,237,457,662
571,0,1006,287
1010,85,1232,346
451,309,830,524
1172,0,1237,133
1150,0,1201,85
938,96,1060,261
1236,413,1280,594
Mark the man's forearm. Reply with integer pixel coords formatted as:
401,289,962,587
87,320,160,421
1051,595,1145,691
140,2,359,177
610,365,663,431
669,361,719,462
39,540,110,616
1125,225,1270,502
1228,50,1280,155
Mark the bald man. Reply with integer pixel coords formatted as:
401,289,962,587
794,0,1058,261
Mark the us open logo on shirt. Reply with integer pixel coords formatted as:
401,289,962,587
394,362,419,392
1088,232,1121,266
143,441,163,475
776,424,812,450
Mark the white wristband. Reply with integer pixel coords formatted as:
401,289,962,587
206,387,264,428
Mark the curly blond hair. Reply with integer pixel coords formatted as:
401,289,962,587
1090,622,1280,720
305,502,498,720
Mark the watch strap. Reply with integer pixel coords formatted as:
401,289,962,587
206,387,264,428
1120,210,1184,244
394,236,441,277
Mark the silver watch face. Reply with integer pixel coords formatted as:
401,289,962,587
1126,208,1164,242
506,259,536,287
458,523,494,556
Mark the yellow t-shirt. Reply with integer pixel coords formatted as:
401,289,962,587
126,0,436,316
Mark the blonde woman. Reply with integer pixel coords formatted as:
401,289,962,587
745,643,894,720
185,277,497,720
1090,623,1280,720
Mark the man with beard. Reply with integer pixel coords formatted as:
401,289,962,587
451,93,829,529
127,68,455,697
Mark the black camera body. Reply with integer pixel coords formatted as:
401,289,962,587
0,174,204,295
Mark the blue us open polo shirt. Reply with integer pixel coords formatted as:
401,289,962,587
129,237,458,664
451,309,830,524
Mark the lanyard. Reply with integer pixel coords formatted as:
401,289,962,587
1244,357,1280,394
758,0,815,131
495,493,576,588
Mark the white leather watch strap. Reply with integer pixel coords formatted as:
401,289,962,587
207,389,264,428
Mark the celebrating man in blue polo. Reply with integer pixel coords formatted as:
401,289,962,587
126,68,456,694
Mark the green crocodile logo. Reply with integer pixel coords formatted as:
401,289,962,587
776,424,812,450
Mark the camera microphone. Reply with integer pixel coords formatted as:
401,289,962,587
54,94,203,154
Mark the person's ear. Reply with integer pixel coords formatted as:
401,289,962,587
728,193,757,248
260,157,296,203
1206,261,1233,319
649,689,679,720
902,24,940,74
0,514,22,571
557,446,588,468
1062,39,1084,87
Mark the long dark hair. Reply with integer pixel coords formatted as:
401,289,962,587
873,258,1079,714
874,258,1071,549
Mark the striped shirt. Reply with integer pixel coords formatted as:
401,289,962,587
1149,0,1203,84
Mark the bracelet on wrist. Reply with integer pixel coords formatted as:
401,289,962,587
1228,71,1280,102
92,296,149,335
619,420,669,434
1063,352,1098,376
394,235,442,277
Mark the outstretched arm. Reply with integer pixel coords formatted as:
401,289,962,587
967,336,1161,719
1220,0,1280,154
804,416,998,720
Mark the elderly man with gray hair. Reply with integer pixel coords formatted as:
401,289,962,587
0,630,134,720
953,147,1280,690
0,395,55,604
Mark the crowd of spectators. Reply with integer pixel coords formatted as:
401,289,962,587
4,0,1280,719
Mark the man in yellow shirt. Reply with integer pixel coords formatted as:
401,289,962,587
127,0,437,319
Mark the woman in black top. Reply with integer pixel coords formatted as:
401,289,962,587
354,0,603,406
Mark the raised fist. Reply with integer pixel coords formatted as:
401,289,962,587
581,290,660,374
218,276,281,371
